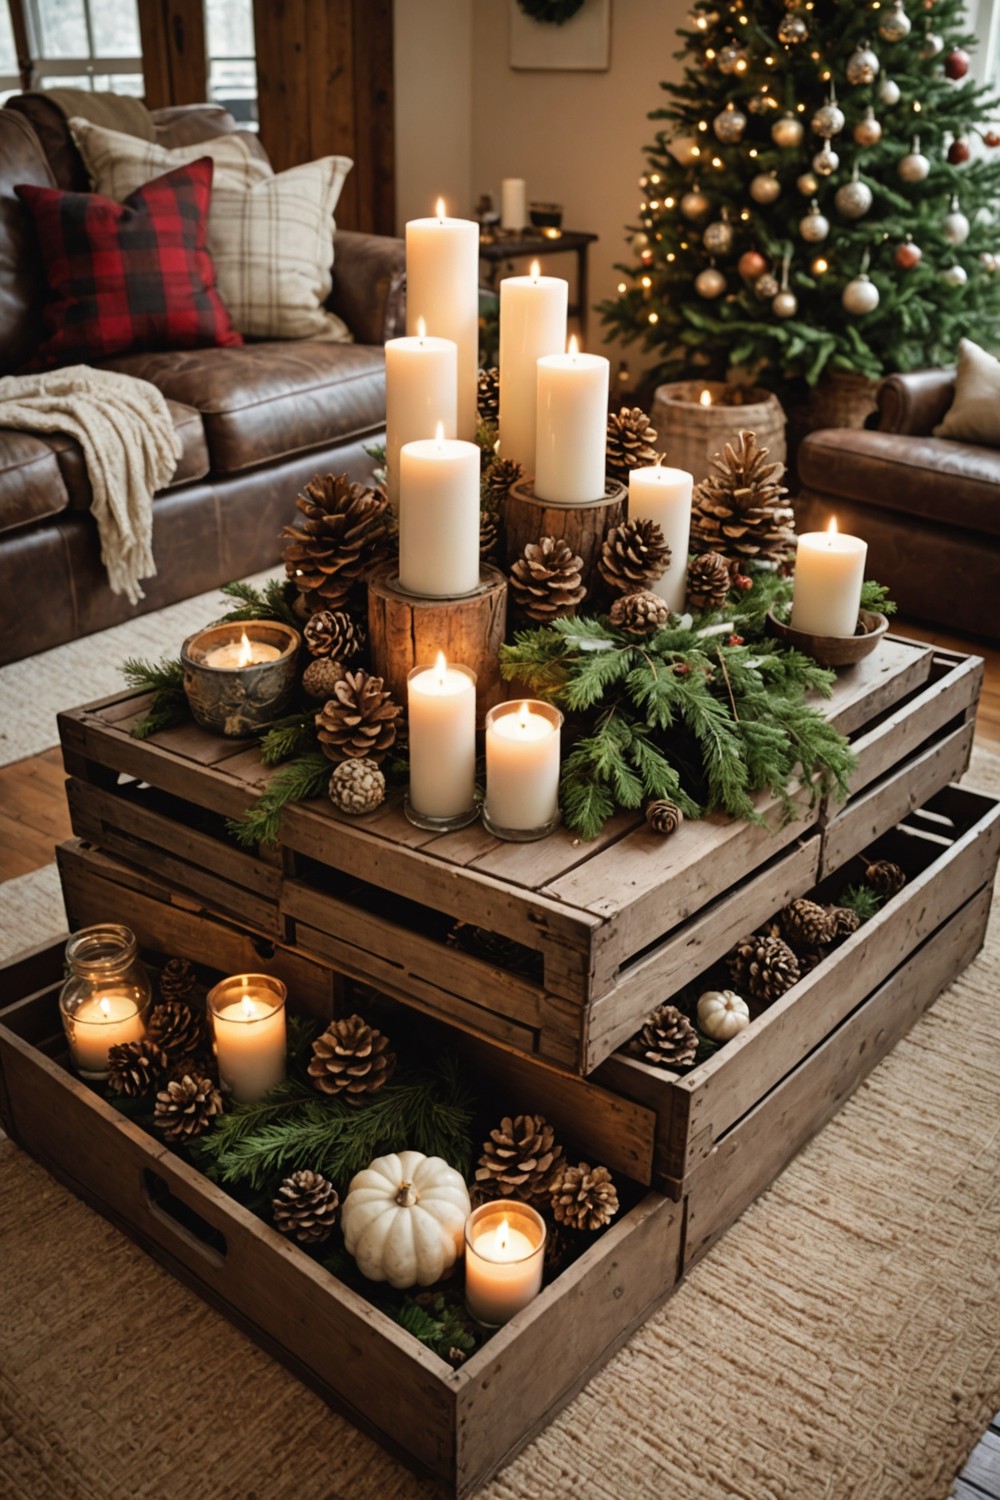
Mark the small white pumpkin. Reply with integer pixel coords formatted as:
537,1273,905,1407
697,989,751,1041
340,1150,471,1289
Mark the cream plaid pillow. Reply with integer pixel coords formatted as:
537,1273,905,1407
69,116,273,199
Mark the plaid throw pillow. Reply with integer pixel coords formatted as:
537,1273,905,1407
16,157,242,369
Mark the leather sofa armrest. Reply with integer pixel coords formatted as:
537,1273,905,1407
330,230,406,346
876,368,955,436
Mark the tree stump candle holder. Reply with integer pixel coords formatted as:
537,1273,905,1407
504,477,627,599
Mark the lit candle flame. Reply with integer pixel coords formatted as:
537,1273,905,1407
517,702,531,731
241,994,256,1019
567,334,579,361
497,1216,510,1254
827,517,839,539
434,420,445,447
434,650,447,685
699,388,713,407
237,630,254,667
529,259,541,281
98,997,111,1018
416,315,427,341
435,196,446,220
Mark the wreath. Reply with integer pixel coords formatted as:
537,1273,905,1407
517,0,587,24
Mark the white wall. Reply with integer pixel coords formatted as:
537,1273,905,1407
393,0,474,232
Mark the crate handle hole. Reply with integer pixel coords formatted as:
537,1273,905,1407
251,936,276,959
142,1170,228,1266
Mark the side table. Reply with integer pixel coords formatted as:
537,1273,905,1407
479,228,598,340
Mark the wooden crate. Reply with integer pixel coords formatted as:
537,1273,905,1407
57,635,980,1074
597,784,1000,1197
0,938,680,1499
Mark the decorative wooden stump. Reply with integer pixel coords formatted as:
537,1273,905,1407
367,562,508,725
504,478,626,600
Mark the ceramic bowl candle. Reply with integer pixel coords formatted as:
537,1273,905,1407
181,621,300,738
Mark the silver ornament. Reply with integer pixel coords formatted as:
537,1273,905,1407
878,0,911,41
717,43,748,74
898,138,930,183
878,77,901,105
979,252,998,272
811,97,846,139
631,231,650,253
772,112,805,148
772,290,798,317
713,104,747,143
681,189,711,219
846,44,880,85
695,267,727,298
799,200,830,242
750,171,781,204
778,13,809,42
941,264,968,286
797,171,819,196
842,274,880,314
854,108,883,147
920,30,944,56
943,206,971,245
834,177,873,218
813,143,839,176
703,217,734,254
755,272,781,299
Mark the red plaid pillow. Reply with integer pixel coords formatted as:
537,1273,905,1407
16,156,241,368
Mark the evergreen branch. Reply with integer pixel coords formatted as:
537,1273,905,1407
121,655,188,738
226,751,331,846
258,714,317,766
860,580,898,618
839,883,882,922
394,1295,477,1362
216,578,301,630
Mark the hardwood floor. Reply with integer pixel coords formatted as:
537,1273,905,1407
0,620,997,885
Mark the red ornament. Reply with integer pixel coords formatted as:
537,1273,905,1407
728,634,745,647
984,131,1000,148
948,137,971,164
944,48,970,79
737,250,768,281
894,239,923,269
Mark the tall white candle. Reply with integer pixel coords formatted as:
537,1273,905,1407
535,338,610,504
398,427,481,598
501,177,527,232
628,465,692,612
499,261,568,479
464,1201,545,1325
66,992,146,1075
384,318,457,511
405,200,480,441
791,519,868,637
208,975,286,1104
484,700,562,836
407,655,477,821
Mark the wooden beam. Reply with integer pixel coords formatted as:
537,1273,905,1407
7,0,32,89
137,0,207,110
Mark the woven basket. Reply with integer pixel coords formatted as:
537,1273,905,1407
784,371,879,488
650,381,787,487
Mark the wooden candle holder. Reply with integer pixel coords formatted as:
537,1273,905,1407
367,562,508,725
504,477,626,596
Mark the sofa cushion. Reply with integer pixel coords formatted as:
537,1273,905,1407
45,398,209,510
15,158,243,369
797,427,1000,541
0,429,71,534
0,111,55,373
932,338,1000,446
69,117,273,202
100,342,386,475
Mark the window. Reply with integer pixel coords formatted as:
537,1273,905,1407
205,0,257,128
24,0,143,94
0,0,21,104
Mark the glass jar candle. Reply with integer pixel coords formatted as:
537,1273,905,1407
207,973,287,1102
58,925,152,1080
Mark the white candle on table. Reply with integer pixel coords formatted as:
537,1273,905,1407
628,465,692,612
535,337,610,504
791,518,868,637
67,993,145,1075
484,700,562,835
464,1202,545,1325
398,425,481,598
406,200,480,440
384,318,457,511
407,654,477,821
204,630,281,670
209,976,286,1103
501,177,527,232
499,261,568,479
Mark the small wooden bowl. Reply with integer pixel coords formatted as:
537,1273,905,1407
765,608,889,667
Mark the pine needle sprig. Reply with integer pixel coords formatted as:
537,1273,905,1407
121,655,188,738
394,1295,477,1363
226,750,330,846
860,580,898,618
839,883,882,922
216,579,300,630
258,713,318,766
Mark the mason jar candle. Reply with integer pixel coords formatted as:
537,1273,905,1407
59,924,152,1080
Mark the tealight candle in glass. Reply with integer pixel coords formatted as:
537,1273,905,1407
59,924,152,1080
464,1201,546,1326
483,699,563,841
406,655,478,830
207,974,287,1103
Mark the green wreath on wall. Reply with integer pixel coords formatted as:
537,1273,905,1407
516,0,586,24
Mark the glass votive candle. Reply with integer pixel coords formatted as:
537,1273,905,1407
207,974,287,1103
483,699,563,841
464,1200,546,1326
59,924,152,1080
405,656,479,830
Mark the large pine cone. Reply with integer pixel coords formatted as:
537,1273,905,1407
863,859,907,899
477,365,500,426
686,551,733,612
147,1000,206,1059
153,1073,223,1141
307,1014,396,1104
483,455,523,506
605,406,661,483
315,669,402,764
781,897,838,949
509,536,587,621
609,589,671,636
107,1039,170,1097
273,1169,340,1244
475,1113,564,1204
627,1002,698,1068
691,430,795,568
550,1162,620,1232
304,608,364,661
727,932,801,1005
302,656,346,701
282,472,390,610
598,518,670,595
159,957,197,1004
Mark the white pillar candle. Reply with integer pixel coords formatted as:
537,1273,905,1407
464,1201,546,1325
398,427,481,598
406,201,480,441
628,465,692,612
501,177,527,232
66,992,146,1075
791,519,868,637
204,630,281,669
208,975,286,1104
384,319,458,511
534,338,610,504
499,261,568,479
484,700,562,837
407,655,477,822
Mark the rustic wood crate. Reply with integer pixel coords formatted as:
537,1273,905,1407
56,636,980,1075
596,784,1000,1198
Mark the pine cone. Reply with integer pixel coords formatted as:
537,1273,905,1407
509,537,587,621
605,406,661,483
598,518,670,595
477,365,500,425
781,897,838,949
166,1048,218,1086
107,1039,170,1097
610,589,672,636
483,455,523,506
475,1113,564,1204
153,1073,223,1140
645,799,684,836
159,957,197,1004
147,1000,206,1059
315,670,402,764
302,656,346,701
627,1002,698,1068
328,758,386,815
307,1014,396,1104
282,472,390,610
691,430,796,568
550,1162,619,1232
863,859,907,898
480,508,501,561
727,932,801,1005
829,905,862,938
304,608,364,661
273,1169,340,1245
686,551,733,612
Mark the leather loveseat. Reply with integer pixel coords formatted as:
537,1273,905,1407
795,367,1000,642
0,96,406,665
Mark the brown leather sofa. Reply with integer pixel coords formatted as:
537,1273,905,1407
795,368,1000,642
0,97,405,665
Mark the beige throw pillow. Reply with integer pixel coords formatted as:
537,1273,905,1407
70,116,273,198
932,337,1000,445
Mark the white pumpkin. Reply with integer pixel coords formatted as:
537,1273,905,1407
697,989,751,1041
340,1150,471,1289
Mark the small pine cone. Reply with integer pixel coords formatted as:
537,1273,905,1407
166,1048,218,1086
477,365,500,425
315,669,402,765
610,589,671,636
328,758,385,815
550,1162,620,1232
544,1221,572,1279
302,656,346,701
598,518,670,595
863,859,907,899
509,537,587,621
475,1113,564,1204
159,957,197,1004
795,947,826,977
727,933,801,1005
107,1039,170,1097
828,905,862,939
686,551,733,612
307,1014,396,1104
153,1073,223,1141
627,1002,698,1068
479,508,501,561
483,455,523,506
273,1169,340,1245
147,1000,206,1059
304,608,365,661
645,799,684,836
781,897,837,950
605,406,661,484
282,472,390,609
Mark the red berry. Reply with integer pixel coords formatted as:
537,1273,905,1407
894,240,923,269
735,574,753,592
985,131,1000,148
728,633,745,647
673,662,691,676
944,47,970,79
948,138,971,163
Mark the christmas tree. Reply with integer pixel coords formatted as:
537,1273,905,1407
600,0,1000,390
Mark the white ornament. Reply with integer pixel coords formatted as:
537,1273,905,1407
842,274,880,314
750,171,781,204
878,0,911,41
878,77,901,105
846,44,880,85
797,171,819,196
920,30,944,56
942,264,968,286
943,201,970,245
811,96,846,138
813,143,839,176
340,1151,471,1289
697,989,751,1040
681,189,711,219
799,200,830,242
772,112,805,148
854,107,883,147
695,267,727,298
980,252,998,272
772,290,799,317
834,176,873,218
713,103,747,143
898,138,930,183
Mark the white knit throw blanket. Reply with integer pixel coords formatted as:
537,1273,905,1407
0,366,181,605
